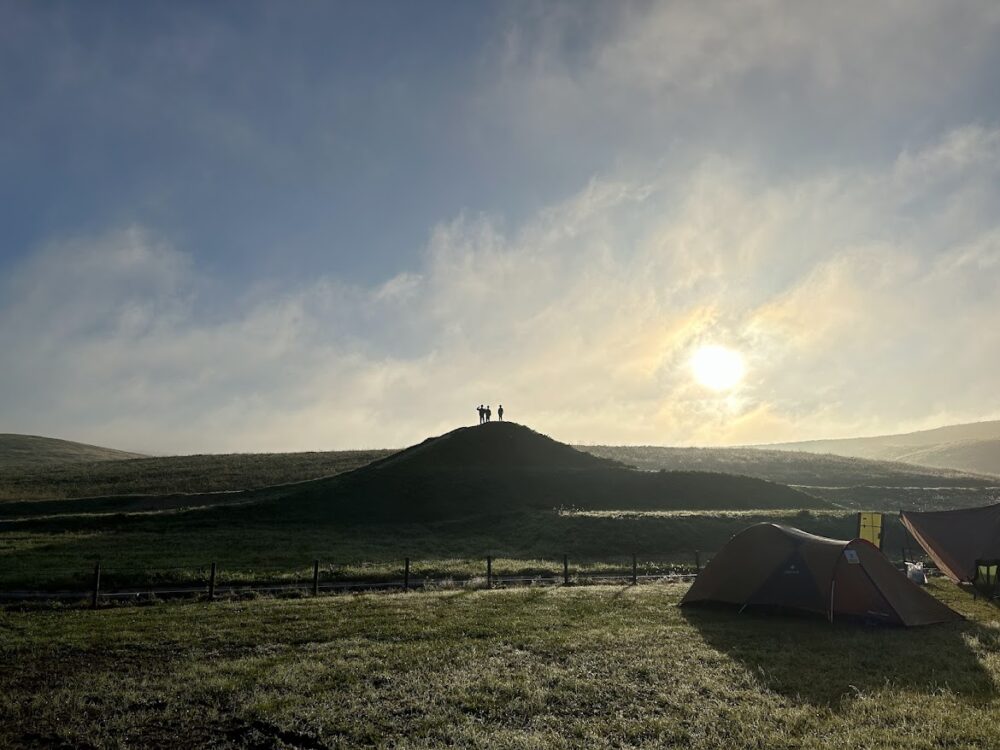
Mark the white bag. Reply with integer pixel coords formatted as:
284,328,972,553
906,561,928,585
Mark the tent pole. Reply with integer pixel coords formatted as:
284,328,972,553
899,509,906,564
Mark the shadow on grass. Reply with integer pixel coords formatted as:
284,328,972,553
680,604,997,706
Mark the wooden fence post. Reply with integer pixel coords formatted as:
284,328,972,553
209,562,217,601
563,555,569,586
91,560,101,610
694,550,701,574
632,554,638,586
313,560,320,596
404,558,410,591
487,556,492,588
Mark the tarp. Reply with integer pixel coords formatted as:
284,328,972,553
900,503,1000,583
681,523,961,626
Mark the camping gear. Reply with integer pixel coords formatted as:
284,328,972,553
680,523,961,626
900,503,1000,583
858,511,884,549
972,559,1000,599
905,561,928,585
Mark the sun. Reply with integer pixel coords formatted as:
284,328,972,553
690,345,746,391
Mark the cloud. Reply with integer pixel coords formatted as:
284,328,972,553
3,123,1000,452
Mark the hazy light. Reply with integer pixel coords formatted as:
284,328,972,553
691,345,746,391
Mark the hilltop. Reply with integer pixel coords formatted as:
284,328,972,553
0,433,145,468
272,422,826,520
368,422,623,471
756,420,1000,476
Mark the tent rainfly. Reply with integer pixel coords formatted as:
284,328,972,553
900,503,1000,583
680,523,961,626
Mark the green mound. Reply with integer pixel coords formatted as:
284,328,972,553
368,422,622,471
271,422,827,520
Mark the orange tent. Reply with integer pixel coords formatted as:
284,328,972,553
681,524,961,626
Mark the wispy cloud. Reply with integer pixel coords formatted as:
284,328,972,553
3,2,1000,451
3,124,1000,452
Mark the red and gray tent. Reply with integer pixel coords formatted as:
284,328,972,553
901,503,1000,583
681,523,961,626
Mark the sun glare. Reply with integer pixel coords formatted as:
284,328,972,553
690,345,746,391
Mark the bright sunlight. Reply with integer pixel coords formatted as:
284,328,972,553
690,345,746,391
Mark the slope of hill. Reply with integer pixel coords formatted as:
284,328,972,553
891,439,1000,477
755,420,1000,476
0,434,145,468
269,422,827,520
0,449,395,502
371,422,624,471
577,445,995,488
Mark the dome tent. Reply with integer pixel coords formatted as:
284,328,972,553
680,524,961,626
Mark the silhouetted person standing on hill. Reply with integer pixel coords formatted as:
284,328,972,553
477,404,485,424
498,404,504,421
486,405,492,422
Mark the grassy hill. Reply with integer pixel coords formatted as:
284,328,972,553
0,422,832,590
0,433,145,467
0,449,394,502
757,420,1000,476
578,444,994,488
892,438,1000,477
269,423,826,521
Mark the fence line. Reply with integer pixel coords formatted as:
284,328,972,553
0,551,707,607
1,548,938,608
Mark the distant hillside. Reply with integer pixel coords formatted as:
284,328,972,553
890,439,1000,477
0,434,144,468
756,420,1000,476
578,445,995,488
272,423,826,520
0,449,395,502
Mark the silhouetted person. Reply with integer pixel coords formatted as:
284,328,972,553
486,405,492,422
477,404,485,424
498,404,504,421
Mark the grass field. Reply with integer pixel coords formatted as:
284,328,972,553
3,580,999,748
0,509,872,591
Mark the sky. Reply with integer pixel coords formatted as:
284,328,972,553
3,0,1000,453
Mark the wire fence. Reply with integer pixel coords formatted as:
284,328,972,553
0,545,941,609
0,552,710,607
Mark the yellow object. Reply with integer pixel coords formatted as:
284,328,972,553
858,512,883,549
977,562,998,587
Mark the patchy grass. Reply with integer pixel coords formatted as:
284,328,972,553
558,508,849,519
0,510,873,591
2,581,999,748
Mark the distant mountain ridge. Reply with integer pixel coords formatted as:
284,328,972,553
0,434,145,467
578,445,995,488
752,420,1000,477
